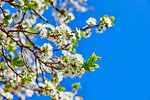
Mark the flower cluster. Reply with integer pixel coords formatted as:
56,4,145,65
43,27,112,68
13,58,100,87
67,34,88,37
52,10,75,24
40,43,53,60
86,17,97,25
96,15,115,33
0,0,115,100
0,88,13,100
62,51,85,78
37,77,82,100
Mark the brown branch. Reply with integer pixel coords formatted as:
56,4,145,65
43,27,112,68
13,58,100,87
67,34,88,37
15,12,27,25
0,27,65,70
22,32,40,51
0,7,5,17
1,46,23,78
0,93,7,99
2,0,22,8
32,9,49,23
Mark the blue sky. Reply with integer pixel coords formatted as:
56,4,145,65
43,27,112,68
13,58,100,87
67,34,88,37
25,0,150,100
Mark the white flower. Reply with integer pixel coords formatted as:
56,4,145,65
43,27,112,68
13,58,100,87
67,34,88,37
76,27,81,38
3,92,13,100
41,43,53,52
34,23,43,30
86,17,97,25
78,69,85,78
75,96,82,100
57,71,63,83
45,80,57,95
25,89,34,97
38,83,46,87
0,32,7,40
18,0,24,5
64,92,74,99
48,37,56,42
96,29,103,34
62,53,85,78
96,25,106,34
0,88,4,94
76,28,81,34
80,7,87,12
75,54,84,64
40,43,53,59
62,50,69,56
40,28,47,38
104,17,112,27
59,92,74,100
68,13,75,21
48,24,55,31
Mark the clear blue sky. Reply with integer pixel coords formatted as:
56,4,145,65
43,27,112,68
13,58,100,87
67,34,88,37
26,0,150,100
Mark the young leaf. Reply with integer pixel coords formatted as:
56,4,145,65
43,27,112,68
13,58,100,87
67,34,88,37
58,87,66,91
12,57,24,67
5,15,11,20
4,17,9,26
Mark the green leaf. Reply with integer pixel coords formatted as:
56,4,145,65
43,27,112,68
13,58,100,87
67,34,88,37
23,77,32,82
21,76,32,85
97,57,101,60
111,23,115,26
56,84,60,90
0,34,4,40
6,83,11,88
5,15,11,20
58,87,66,91
83,53,101,72
88,53,97,63
83,62,90,72
72,48,76,54
72,83,81,89
89,67,95,71
94,64,100,68
0,54,3,57
110,16,115,22
80,32,85,37
21,70,25,76
104,15,108,18
88,53,101,64
10,65,15,69
73,41,78,47
45,0,51,5
29,27,36,32
4,17,9,26
63,56,69,64
26,42,32,47
77,96,83,100
12,57,24,67
0,61,4,68
7,54,12,59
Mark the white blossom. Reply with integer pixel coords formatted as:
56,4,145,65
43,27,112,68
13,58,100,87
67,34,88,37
68,13,75,21
25,89,34,97
104,17,112,27
86,17,97,25
56,71,63,83
40,43,53,59
34,23,43,30
75,96,82,100
40,28,48,38
96,25,106,34
38,83,46,88
0,1,114,100
3,92,13,100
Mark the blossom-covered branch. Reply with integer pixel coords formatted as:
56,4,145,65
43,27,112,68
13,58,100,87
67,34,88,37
0,0,115,100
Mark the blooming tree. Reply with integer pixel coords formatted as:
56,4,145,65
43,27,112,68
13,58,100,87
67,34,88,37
0,0,115,100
